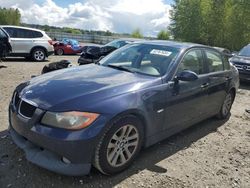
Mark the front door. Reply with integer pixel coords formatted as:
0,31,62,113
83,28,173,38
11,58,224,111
163,49,210,131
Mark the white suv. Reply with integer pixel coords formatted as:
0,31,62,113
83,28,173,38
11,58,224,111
1,25,54,61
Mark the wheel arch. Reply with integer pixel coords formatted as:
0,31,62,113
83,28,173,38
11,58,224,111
104,109,149,147
229,87,236,102
30,46,48,57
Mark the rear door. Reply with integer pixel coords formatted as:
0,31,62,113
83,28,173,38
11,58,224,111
204,49,231,115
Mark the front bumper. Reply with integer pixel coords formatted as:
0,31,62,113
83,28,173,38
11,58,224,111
9,101,107,176
10,127,91,176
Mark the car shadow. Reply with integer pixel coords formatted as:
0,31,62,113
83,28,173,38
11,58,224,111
0,117,228,187
239,81,250,90
2,57,49,63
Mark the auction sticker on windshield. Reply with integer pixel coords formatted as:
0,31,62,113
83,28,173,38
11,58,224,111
150,49,172,57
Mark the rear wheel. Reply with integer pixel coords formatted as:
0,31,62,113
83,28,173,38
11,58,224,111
56,48,64,55
217,91,234,119
94,116,144,175
32,48,46,62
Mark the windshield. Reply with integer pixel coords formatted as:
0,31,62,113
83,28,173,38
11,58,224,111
238,45,250,57
100,43,180,77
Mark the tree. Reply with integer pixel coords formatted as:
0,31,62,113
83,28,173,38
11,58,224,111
0,7,21,25
157,30,170,40
131,29,143,38
169,0,250,51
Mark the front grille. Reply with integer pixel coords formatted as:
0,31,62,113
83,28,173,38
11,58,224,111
232,62,250,72
18,100,36,119
12,91,37,119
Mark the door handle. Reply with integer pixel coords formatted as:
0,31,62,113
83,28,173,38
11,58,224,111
201,83,209,88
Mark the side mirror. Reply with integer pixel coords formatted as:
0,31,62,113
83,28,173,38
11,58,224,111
176,70,198,82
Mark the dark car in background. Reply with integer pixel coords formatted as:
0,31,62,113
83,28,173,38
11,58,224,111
0,27,12,58
230,44,250,81
54,38,83,55
9,41,238,176
78,38,141,65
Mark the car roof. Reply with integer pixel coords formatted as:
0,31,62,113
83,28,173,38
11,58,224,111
0,25,44,33
113,38,144,42
133,40,206,50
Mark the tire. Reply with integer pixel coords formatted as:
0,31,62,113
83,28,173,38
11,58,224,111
94,115,144,175
32,48,46,62
56,48,64,56
216,91,234,119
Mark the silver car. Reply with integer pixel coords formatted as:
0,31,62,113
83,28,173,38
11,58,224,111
1,25,54,61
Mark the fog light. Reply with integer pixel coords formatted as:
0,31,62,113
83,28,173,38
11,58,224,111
62,157,71,164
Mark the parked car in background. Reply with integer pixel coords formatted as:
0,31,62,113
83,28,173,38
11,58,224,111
9,41,238,176
1,25,54,61
230,44,250,81
54,38,83,55
78,38,142,65
0,27,12,59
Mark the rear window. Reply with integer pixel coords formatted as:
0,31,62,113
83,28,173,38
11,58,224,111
3,27,43,38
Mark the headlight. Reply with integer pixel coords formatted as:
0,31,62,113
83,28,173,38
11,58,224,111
41,111,99,130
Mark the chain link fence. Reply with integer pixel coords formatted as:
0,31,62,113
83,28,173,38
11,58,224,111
47,32,127,44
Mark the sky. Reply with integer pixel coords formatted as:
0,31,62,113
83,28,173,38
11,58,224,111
1,0,174,36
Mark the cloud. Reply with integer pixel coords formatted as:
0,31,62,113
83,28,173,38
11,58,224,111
4,0,172,36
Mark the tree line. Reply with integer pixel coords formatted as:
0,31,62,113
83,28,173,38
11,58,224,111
0,7,21,26
170,0,250,51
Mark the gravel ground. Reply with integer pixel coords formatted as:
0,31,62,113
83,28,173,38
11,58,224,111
0,55,250,188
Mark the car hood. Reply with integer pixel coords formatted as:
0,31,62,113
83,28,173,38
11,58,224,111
19,64,155,111
231,55,250,64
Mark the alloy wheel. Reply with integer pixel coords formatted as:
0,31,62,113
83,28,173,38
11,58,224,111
34,50,45,61
106,124,139,167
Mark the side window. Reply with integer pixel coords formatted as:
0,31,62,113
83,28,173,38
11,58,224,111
15,29,33,38
205,50,224,72
32,31,43,38
222,56,230,70
178,50,204,75
3,27,17,38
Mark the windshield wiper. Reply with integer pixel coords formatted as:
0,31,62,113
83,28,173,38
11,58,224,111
106,64,134,73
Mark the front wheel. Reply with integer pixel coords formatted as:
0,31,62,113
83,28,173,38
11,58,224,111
94,116,144,175
32,48,46,62
217,91,234,119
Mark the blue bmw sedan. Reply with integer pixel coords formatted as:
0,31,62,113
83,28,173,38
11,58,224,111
9,41,239,176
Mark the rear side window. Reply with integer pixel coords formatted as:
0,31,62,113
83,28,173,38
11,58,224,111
32,31,43,38
205,50,224,72
178,49,205,75
3,27,43,38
